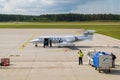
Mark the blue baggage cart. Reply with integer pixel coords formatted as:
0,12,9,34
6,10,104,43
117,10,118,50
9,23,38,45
93,52,112,73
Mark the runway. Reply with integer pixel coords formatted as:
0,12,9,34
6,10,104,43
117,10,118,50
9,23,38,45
0,29,120,80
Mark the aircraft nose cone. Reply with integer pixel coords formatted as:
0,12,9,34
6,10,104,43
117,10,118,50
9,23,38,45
30,39,39,43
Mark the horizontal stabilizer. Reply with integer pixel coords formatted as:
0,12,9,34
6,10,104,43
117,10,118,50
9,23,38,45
83,30,95,40
83,30,95,36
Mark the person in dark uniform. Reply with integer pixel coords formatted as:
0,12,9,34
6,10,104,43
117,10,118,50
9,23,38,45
111,53,116,68
50,40,52,47
43,41,46,48
43,38,48,48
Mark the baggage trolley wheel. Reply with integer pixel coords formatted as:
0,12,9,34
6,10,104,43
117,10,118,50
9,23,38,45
88,60,91,65
92,65,94,67
95,67,97,70
99,68,101,73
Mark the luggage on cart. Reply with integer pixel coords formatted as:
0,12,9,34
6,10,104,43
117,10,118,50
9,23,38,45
87,50,98,66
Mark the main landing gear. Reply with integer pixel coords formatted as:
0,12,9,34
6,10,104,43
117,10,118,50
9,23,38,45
35,44,38,47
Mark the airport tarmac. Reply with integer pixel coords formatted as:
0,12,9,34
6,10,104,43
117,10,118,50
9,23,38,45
0,29,120,80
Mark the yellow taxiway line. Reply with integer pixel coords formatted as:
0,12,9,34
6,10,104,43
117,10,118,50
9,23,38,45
19,32,38,51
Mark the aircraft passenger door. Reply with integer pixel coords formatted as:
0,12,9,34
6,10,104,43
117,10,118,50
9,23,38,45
44,38,49,45
43,38,53,48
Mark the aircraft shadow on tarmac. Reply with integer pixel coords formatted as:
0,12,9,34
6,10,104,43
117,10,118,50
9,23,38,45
76,46,120,48
67,46,120,50
35,45,120,50
35,46,79,50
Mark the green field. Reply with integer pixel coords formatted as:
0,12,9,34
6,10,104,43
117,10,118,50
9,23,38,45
0,22,120,40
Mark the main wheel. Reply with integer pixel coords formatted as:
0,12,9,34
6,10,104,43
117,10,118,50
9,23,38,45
95,67,97,70
35,44,38,47
99,68,101,73
108,69,111,73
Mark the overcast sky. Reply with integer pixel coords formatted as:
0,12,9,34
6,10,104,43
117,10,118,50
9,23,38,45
0,0,119,15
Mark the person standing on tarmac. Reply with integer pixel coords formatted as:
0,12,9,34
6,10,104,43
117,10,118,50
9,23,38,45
111,53,116,68
50,40,52,47
78,50,84,65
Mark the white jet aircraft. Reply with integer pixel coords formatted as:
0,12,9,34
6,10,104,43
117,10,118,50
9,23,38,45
30,30,95,48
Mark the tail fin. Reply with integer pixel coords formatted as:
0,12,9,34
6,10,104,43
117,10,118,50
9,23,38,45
83,30,95,40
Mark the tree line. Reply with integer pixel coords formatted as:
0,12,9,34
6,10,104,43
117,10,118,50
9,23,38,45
0,13,120,22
